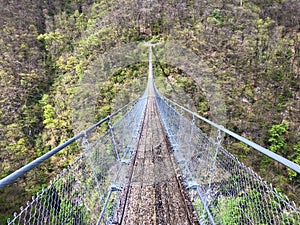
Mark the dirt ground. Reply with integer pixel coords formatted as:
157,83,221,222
113,86,199,225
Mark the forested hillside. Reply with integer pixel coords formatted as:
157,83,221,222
0,0,299,222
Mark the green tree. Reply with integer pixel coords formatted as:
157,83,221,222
288,142,300,181
268,121,289,156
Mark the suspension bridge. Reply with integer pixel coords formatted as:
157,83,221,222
1,47,300,224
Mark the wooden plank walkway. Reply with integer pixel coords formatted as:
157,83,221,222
114,87,199,224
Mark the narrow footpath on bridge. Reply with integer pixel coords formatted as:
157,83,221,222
114,47,199,225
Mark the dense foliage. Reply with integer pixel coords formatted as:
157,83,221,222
0,0,299,222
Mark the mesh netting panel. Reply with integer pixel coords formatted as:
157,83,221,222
7,97,147,225
156,95,300,225
7,156,101,225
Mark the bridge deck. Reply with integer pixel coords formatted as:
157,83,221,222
114,92,199,224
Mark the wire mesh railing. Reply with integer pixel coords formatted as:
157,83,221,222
4,95,147,225
155,93,300,225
